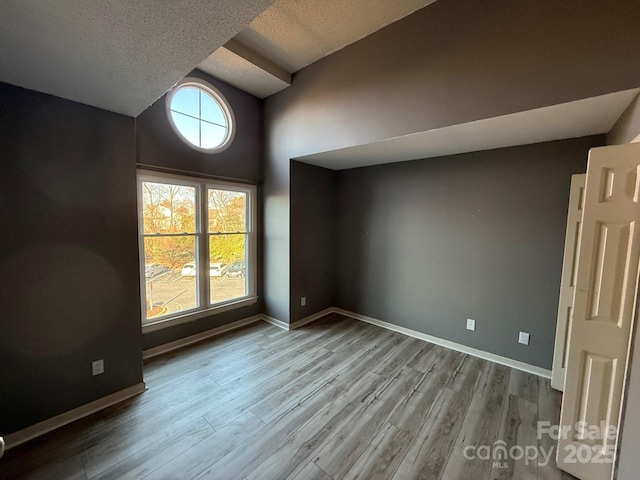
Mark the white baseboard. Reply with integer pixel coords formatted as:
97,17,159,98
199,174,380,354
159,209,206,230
263,307,337,331
2,306,550,454
332,308,552,379
142,309,333,359
264,306,550,378
5,382,147,451
262,315,290,330
290,307,336,329
143,314,263,360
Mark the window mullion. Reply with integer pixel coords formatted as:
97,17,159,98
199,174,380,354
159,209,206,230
198,90,202,148
198,183,209,309
141,233,198,238
248,189,256,297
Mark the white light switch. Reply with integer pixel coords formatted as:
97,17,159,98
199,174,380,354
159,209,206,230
518,332,530,345
301,296,306,307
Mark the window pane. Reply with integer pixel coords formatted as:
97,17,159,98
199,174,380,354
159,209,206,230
142,182,196,234
171,111,201,147
166,81,235,153
143,236,198,323
208,189,247,233
170,87,200,117
210,234,246,304
200,91,227,126
200,121,227,149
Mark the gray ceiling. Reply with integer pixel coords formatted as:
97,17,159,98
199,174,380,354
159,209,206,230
0,0,275,117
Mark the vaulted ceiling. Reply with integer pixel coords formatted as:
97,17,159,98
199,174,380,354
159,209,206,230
0,0,277,116
0,0,637,169
198,0,438,98
0,0,438,115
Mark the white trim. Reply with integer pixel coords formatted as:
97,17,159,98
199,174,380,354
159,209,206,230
262,308,337,331
142,297,258,333
142,308,333,360
2,307,550,452
143,314,263,359
332,308,552,379
263,307,550,377
290,308,336,329
262,315,290,331
137,170,257,331
165,77,236,154
4,382,147,450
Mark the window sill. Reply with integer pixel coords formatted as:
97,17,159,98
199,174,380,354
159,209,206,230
141,296,258,334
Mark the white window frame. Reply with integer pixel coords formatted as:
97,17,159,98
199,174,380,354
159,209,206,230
137,170,257,333
165,77,236,154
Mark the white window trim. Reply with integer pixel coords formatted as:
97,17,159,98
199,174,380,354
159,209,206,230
137,170,257,333
165,77,236,154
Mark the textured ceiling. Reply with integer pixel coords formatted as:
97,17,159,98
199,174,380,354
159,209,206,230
199,0,437,97
296,89,640,170
237,0,438,73
0,0,275,116
199,47,290,99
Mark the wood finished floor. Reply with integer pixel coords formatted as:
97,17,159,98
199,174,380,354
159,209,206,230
0,314,577,480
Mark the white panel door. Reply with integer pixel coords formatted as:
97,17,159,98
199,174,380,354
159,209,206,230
558,143,640,480
552,174,586,391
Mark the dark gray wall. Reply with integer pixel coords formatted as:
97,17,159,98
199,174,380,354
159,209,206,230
334,137,603,369
264,0,640,324
136,69,263,183
290,161,336,322
136,70,264,349
263,102,290,322
0,82,142,434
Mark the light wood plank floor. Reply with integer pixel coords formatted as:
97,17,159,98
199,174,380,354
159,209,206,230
0,314,578,480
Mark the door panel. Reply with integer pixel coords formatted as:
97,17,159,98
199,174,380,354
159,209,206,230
552,174,585,391
558,144,640,480
576,352,615,445
586,222,633,325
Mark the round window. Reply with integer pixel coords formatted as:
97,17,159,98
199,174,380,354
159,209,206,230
166,79,235,153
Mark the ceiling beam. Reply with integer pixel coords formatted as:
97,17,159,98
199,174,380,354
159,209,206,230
224,38,292,85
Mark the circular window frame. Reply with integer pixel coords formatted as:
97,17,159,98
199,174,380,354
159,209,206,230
165,77,236,154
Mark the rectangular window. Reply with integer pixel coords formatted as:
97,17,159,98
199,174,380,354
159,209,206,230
137,171,257,331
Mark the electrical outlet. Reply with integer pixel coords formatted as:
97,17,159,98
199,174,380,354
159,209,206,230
518,332,530,345
301,296,306,307
92,359,104,376
466,319,476,331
